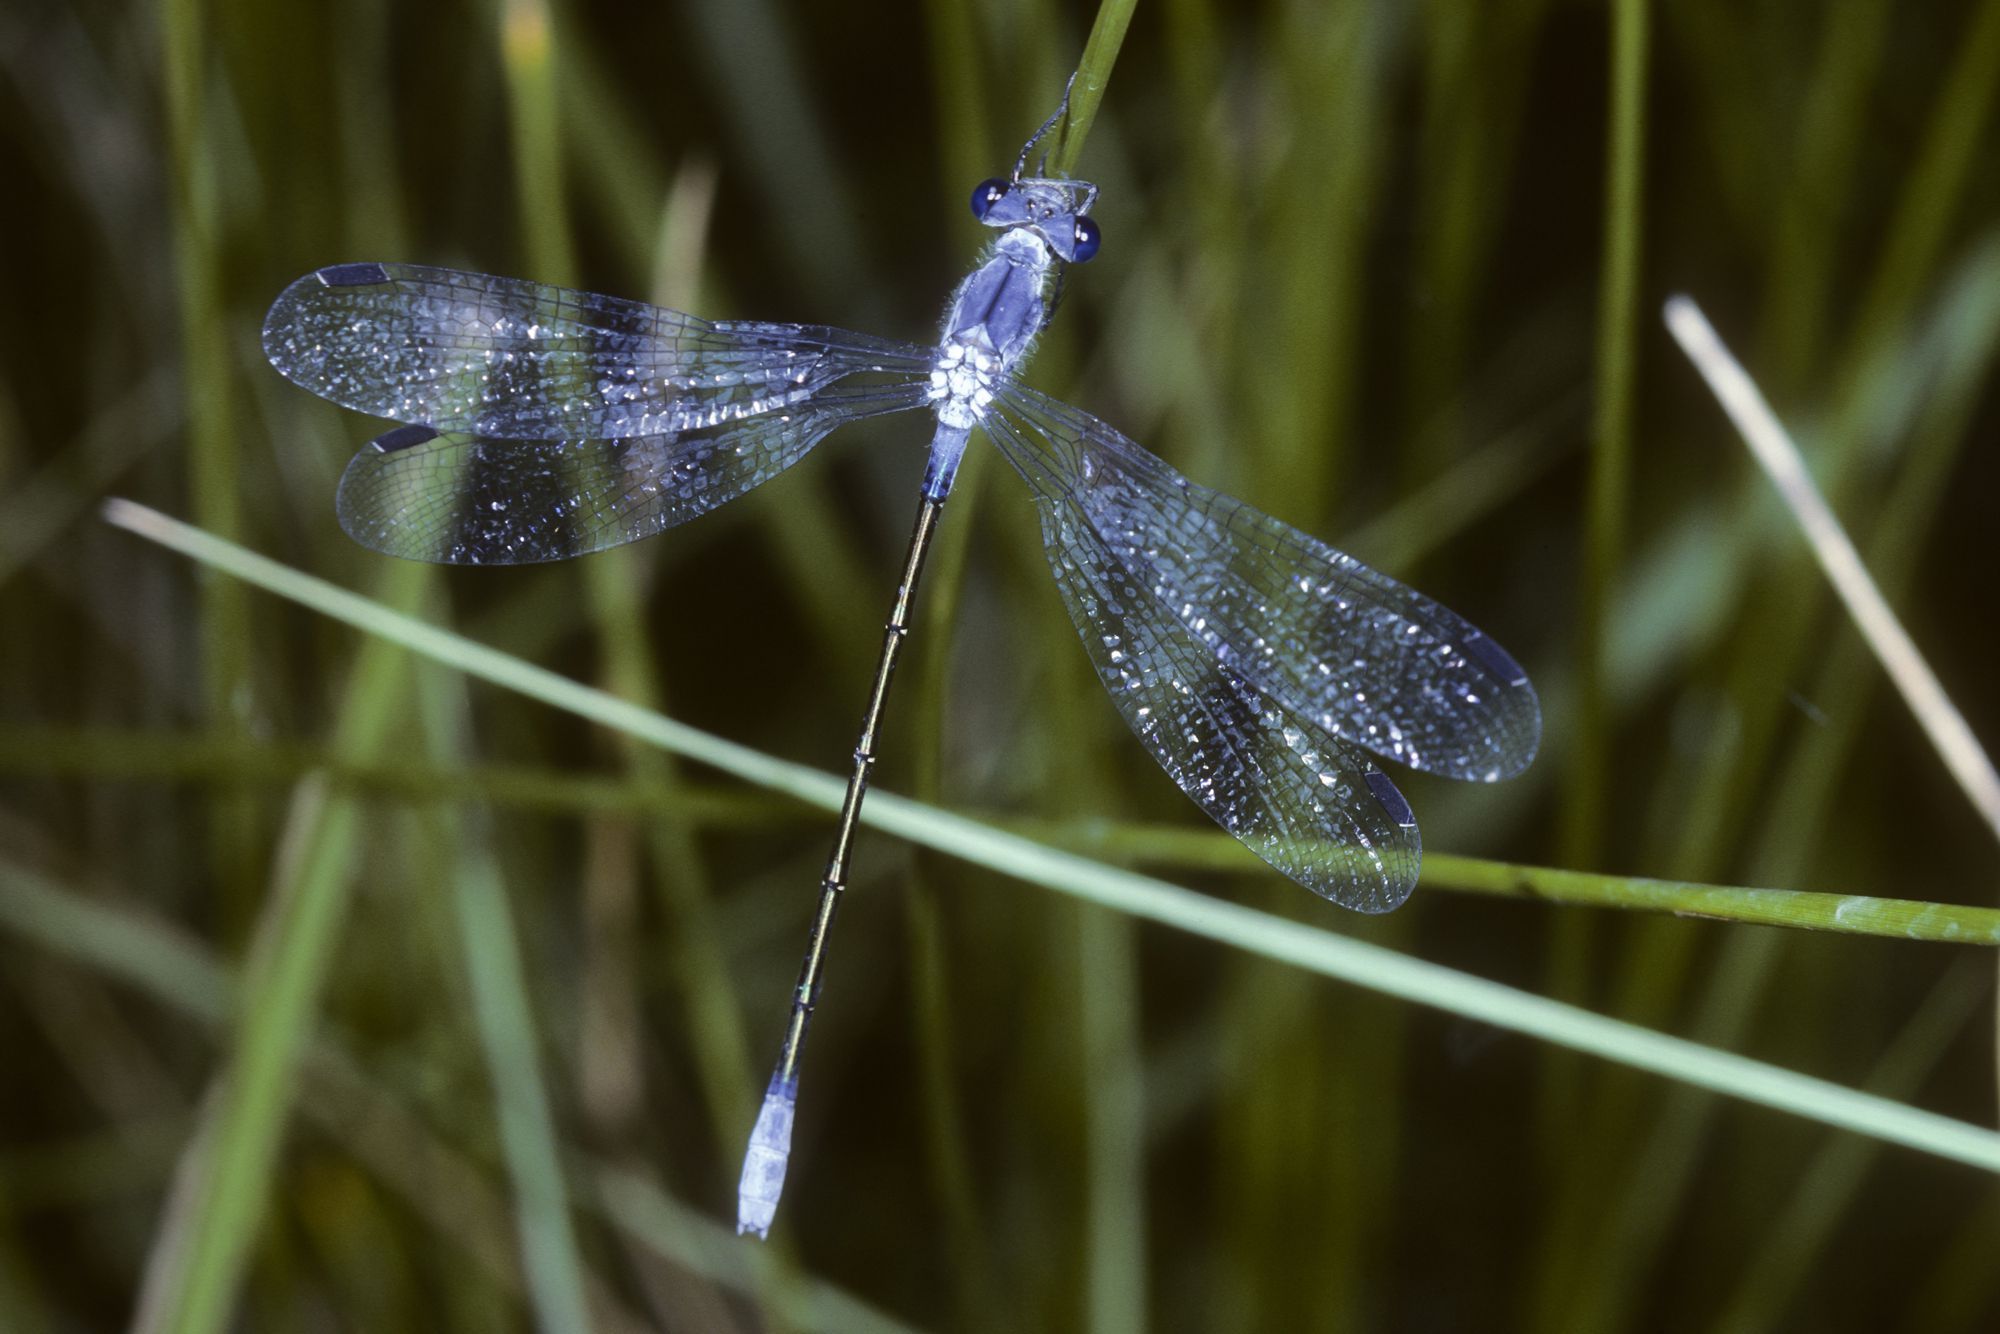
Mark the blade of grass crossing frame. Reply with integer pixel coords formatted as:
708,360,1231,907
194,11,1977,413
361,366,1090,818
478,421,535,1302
100,501,2000,1187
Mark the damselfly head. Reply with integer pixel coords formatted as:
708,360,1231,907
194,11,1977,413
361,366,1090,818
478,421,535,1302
969,74,1103,263
968,175,1102,263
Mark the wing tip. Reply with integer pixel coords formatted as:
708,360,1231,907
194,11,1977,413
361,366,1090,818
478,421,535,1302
262,264,394,380
1459,631,1543,783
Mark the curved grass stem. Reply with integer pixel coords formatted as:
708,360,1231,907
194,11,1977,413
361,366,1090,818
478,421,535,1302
101,498,2000,1182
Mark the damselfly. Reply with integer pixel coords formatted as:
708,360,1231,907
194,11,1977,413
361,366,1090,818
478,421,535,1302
262,84,1541,1239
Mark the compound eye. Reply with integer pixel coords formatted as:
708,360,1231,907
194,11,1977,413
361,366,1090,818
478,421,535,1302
1070,215,1102,262
970,178,1011,220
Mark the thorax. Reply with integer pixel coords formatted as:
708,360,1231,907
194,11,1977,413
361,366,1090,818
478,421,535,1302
927,230,1056,430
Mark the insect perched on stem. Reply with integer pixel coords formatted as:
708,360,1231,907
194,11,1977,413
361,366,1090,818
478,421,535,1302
262,78,1539,1239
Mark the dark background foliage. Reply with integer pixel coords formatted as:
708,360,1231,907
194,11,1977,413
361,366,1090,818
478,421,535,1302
3,0,1999,1329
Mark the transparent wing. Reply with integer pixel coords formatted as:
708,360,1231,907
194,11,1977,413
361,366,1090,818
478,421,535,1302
334,381,928,564
263,262,934,439
263,262,936,564
993,384,1540,783
983,411,1422,912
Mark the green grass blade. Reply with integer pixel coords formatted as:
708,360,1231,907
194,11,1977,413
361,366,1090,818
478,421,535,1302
1079,906,1146,1334
76,712,1987,941
0,863,231,1026
1048,0,1140,178
0,370,177,588
129,560,427,1334
421,662,594,1334
1003,818,2000,945
498,0,577,284
162,0,257,927
1562,0,1648,872
502,0,756,1165
0,724,801,827
0,855,904,1332
1712,961,1984,1334
102,499,2000,1179
1424,854,2000,943
589,1170,923,1334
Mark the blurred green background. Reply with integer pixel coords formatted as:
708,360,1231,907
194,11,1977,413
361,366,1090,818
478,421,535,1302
6,0,2000,1329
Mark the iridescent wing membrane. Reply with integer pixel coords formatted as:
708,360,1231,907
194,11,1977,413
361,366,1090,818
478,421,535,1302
266,262,1540,909
986,385,1541,911
263,263,935,563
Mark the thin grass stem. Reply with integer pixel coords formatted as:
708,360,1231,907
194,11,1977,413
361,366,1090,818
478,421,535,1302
102,499,2000,1178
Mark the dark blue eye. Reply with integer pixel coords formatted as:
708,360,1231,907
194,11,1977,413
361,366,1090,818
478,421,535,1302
971,178,1010,220
1071,216,1102,262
